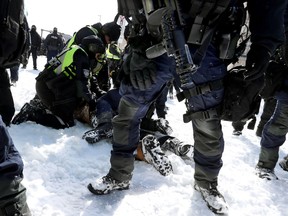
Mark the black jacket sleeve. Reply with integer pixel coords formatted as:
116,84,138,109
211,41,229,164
248,0,287,53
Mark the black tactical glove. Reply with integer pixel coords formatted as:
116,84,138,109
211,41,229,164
244,44,271,81
129,52,157,91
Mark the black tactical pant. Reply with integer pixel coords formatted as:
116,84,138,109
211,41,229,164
258,95,288,169
0,115,31,215
256,98,277,136
0,68,15,126
0,177,31,216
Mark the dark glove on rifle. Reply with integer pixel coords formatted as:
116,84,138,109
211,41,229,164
244,44,271,81
129,52,157,91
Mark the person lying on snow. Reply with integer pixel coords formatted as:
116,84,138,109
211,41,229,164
75,88,193,176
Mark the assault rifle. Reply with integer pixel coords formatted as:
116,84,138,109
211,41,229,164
144,1,197,89
144,0,230,90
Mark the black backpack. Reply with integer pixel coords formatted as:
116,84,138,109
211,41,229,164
0,0,27,68
221,65,262,123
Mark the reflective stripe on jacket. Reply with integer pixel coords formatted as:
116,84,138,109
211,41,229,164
48,45,88,79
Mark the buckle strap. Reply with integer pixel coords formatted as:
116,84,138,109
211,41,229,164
177,79,223,102
183,106,222,123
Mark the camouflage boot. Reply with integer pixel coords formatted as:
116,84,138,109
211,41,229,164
161,137,193,159
141,135,173,176
82,122,113,144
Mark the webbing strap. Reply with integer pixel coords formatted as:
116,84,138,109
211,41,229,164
188,0,230,48
188,0,230,68
177,79,223,102
183,106,222,123
189,0,230,22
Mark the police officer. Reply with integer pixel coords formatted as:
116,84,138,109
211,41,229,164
0,1,31,214
255,3,288,180
44,27,64,62
29,25,42,70
88,0,287,215
12,35,105,129
66,21,122,93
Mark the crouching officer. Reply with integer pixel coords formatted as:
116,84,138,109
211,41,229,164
12,35,105,129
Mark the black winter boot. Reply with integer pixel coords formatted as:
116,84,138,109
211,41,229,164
12,103,34,125
194,182,228,215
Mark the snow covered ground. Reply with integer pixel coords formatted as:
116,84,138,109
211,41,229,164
7,56,288,216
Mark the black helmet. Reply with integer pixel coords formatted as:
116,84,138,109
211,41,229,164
92,22,102,32
101,22,121,42
81,35,105,57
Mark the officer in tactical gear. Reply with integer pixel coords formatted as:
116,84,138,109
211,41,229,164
65,22,106,96
66,21,122,94
29,25,42,70
44,27,64,62
255,4,288,180
0,0,31,214
12,35,105,129
88,0,287,214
